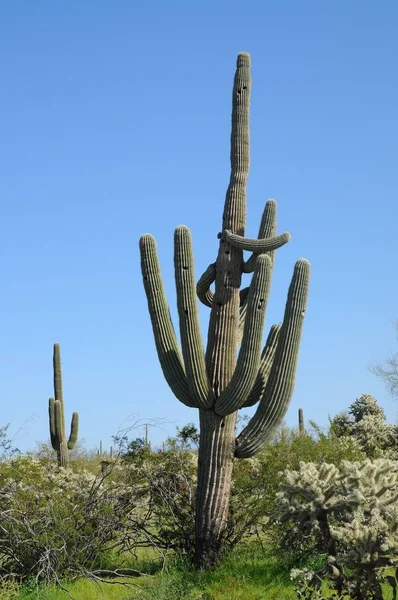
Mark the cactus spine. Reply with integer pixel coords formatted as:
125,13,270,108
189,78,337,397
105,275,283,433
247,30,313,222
48,343,79,468
139,53,310,568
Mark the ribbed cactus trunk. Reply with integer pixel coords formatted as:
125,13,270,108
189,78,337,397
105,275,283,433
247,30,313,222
139,53,310,568
194,54,249,565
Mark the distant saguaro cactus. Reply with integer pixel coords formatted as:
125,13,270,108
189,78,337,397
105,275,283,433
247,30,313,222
298,408,305,436
139,53,310,568
48,343,79,468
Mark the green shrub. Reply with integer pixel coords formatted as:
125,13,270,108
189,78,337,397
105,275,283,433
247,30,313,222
0,456,135,582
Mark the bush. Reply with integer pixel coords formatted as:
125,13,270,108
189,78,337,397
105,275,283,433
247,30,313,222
226,421,365,547
275,458,398,599
0,456,138,582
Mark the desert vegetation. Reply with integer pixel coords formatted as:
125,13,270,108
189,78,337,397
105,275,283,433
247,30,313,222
1,52,397,600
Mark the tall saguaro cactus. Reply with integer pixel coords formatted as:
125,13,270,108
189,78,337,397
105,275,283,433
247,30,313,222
48,343,79,468
139,53,310,568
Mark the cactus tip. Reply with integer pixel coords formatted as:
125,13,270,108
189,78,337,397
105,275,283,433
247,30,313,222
237,52,251,66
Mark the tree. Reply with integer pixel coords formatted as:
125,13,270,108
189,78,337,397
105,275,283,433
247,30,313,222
139,52,310,568
370,319,398,399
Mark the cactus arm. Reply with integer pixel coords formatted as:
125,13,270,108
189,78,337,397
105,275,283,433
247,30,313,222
242,323,281,408
49,397,57,450
215,254,272,416
139,233,197,408
196,263,216,308
54,400,64,444
235,258,310,458
223,228,291,253
68,412,79,449
238,200,279,341
174,226,214,409
243,199,277,273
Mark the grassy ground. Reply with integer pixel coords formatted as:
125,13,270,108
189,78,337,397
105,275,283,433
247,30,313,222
9,542,397,600
12,542,295,600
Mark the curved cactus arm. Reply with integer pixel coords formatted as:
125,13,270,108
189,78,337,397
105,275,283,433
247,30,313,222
49,397,57,450
242,324,281,408
235,258,310,458
215,254,272,416
196,263,216,307
68,412,79,450
139,234,196,408
243,199,277,273
224,228,291,253
54,400,65,444
174,226,214,409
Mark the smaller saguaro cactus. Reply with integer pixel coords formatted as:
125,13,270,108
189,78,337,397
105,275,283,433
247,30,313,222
298,407,305,436
48,343,79,468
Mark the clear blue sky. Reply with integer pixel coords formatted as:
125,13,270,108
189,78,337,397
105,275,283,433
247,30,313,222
1,1,397,452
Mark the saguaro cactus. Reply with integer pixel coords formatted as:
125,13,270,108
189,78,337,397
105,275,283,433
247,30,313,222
48,343,79,468
298,407,305,436
139,52,310,568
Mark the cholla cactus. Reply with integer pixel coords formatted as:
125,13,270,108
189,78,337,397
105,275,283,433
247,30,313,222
139,53,310,567
277,458,398,599
48,343,79,468
331,394,398,459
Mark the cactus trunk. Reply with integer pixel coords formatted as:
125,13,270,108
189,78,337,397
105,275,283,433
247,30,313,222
57,440,69,468
195,411,236,567
139,52,310,569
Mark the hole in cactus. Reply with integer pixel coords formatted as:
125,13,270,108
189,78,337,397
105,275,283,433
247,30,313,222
257,299,264,309
182,266,188,270
225,250,230,255
220,420,225,428
217,302,222,307
143,276,148,281
184,309,189,318
237,89,241,94
301,310,306,316
243,86,247,90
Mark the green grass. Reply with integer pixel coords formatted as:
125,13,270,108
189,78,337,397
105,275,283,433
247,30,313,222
13,541,296,600
11,542,398,600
